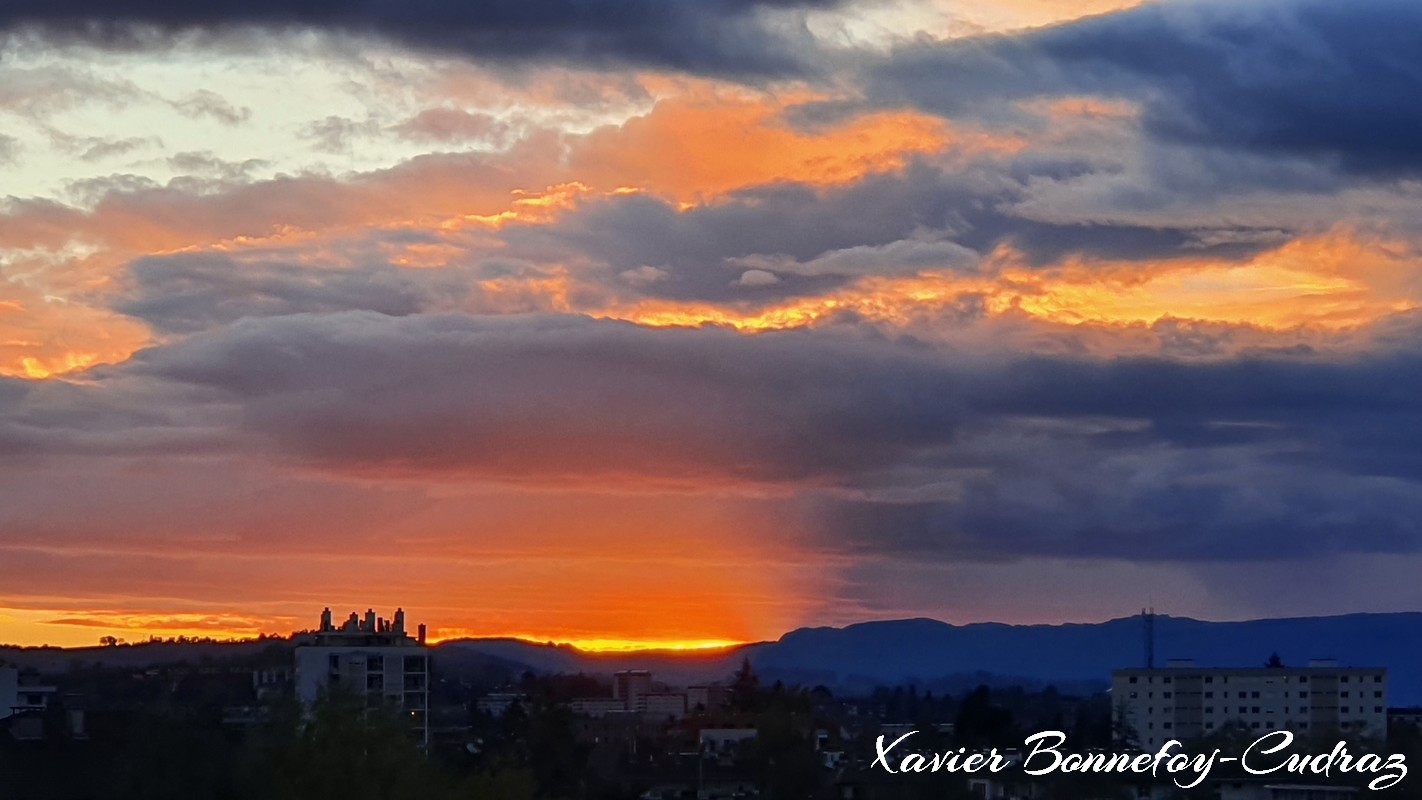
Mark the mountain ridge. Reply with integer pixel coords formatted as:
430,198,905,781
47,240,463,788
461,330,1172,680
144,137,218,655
445,611,1422,703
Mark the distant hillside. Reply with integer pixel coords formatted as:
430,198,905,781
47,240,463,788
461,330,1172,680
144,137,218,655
446,612,1422,703
9,613,1421,704
0,638,285,672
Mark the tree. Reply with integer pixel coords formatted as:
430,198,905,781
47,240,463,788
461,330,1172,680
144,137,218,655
954,686,1016,749
730,657,761,712
1111,699,1140,751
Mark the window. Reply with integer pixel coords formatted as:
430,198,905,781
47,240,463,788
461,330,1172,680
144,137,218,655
1206,722,1215,729
1251,691,1260,699
1376,707,1384,713
1341,676,1350,683
1205,707,1214,714
1375,676,1384,683
1252,707,1260,714
1239,707,1248,713
1341,707,1350,713
1163,692,1173,699
1251,722,1261,729
1130,676,1138,684
1342,692,1349,698
1205,692,1214,698
1299,676,1309,683
1239,692,1248,699
1130,691,1138,699
1205,676,1214,684
1164,677,1173,684
1375,692,1383,699
1163,722,1173,729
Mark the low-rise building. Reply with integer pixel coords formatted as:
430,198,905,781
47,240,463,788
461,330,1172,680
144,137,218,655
476,692,526,717
571,697,631,717
638,692,687,719
0,667,56,720
699,727,757,754
687,684,730,711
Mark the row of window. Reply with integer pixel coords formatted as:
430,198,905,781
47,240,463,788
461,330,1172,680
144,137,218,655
328,654,429,671
1127,674,1384,685
1129,690,1382,700
1140,705,1384,718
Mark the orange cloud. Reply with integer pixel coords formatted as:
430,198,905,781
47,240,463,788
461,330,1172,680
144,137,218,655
597,229,1422,342
0,84,979,378
0,282,150,378
567,92,976,203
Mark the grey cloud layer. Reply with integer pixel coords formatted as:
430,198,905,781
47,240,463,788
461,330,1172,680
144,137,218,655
9,311,1422,564
866,0,1422,174
0,0,842,76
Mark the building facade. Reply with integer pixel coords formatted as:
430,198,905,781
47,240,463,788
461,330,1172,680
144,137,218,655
1112,660,1388,750
293,607,430,745
0,666,56,721
612,669,652,708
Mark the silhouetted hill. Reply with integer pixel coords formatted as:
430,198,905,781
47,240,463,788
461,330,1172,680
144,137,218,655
9,613,1421,703
446,612,1422,703
0,638,285,672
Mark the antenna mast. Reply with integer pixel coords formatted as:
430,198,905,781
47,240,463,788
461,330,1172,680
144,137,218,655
1142,607,1156,668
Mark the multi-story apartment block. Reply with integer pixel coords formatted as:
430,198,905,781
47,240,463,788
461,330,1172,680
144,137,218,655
1112,659,1387,751
293,607,430,745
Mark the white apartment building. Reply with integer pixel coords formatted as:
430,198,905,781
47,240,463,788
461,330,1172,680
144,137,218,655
0,666,56,720
293,607,430,745
1112,659,1387,750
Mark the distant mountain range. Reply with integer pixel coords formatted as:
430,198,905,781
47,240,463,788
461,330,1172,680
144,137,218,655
7,613,1422,704
443,613,1422,704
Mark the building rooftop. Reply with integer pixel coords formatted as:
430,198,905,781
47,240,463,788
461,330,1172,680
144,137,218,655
293,606,427,647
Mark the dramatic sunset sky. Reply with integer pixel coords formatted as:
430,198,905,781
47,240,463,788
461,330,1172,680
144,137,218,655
3,0,1422,649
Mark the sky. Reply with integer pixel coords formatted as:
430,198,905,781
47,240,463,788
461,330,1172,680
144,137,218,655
3,0,1422,649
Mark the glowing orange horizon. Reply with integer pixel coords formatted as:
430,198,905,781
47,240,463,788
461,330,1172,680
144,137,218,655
0,606,751,654
436,634,748,653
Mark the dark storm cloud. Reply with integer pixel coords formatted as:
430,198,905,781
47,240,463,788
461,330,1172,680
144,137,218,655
12,310,1422,563
119,312,967,483
867,0,1422,174
0,0,845,76
810,342,1422,563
